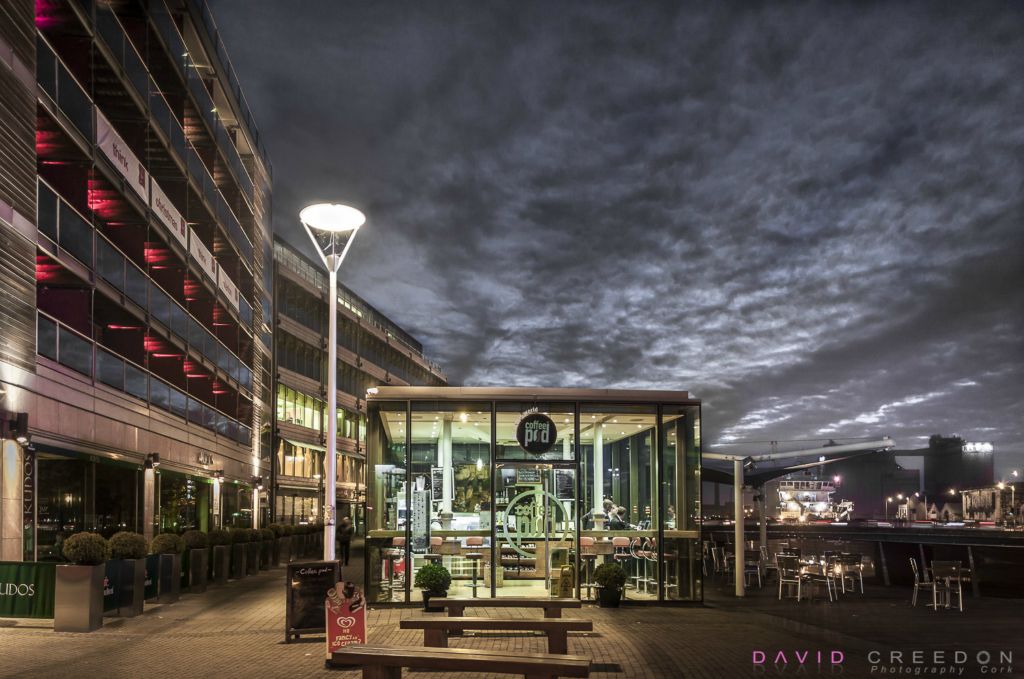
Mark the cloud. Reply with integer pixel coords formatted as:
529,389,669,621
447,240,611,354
209,0,1024,469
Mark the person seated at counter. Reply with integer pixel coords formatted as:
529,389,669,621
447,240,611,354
607,506,628,530
583,499,617,530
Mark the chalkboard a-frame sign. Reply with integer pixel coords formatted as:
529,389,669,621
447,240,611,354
285,561,341,642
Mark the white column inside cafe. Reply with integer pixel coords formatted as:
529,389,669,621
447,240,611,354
592,424,604,515
438,417,453,513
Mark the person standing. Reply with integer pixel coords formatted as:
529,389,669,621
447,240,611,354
338,516,355,566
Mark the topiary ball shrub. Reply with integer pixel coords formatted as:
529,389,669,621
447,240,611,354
414,562,452,594
109,531,148,560
593,562,627,590
268,523,284,538
207,529,230,546
261,528,275,541
150,533,185,555
63,532,110,565
230,528,249,544
247,528,261,542
282,524,294,536
182,530,208,550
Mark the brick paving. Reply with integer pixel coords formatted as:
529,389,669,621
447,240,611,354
0,545,1020,679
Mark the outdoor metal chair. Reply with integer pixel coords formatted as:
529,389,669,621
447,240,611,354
760,545,779,582
930,560,964,612
838,554,864,594
743,550,763,589
909,557,935,607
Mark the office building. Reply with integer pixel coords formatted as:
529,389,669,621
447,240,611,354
0,0,273,560
270,237,447,529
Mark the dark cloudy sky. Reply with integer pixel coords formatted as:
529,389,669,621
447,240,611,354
209,1,1023,473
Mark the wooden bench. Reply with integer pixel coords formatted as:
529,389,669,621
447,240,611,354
432,597,583,618
401,616,593,654
329,644,590,678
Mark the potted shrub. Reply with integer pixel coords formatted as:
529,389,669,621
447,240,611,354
593,562,627,608
245,529,261,576
55,532,109,632
229,528,248,579
182,530,208,593
260,528,275,569
108,531,147,617
151,533,185,604
207,529,231,584
414,562,452,612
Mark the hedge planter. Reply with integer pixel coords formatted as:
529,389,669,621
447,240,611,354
116,559,146,617
246,542,260,576
144,554,160,601
230,543,247,580
278,537,292,564
260,540,271,569
102,560,120,617
157,553,182,604
596,585,622,608
212,545,230,584
55,563,105,633
188,549,208,593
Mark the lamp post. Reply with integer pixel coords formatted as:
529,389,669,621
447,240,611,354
300,203,365,561
885,497,892,522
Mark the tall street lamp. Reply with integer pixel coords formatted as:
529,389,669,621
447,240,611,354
300,202,365,561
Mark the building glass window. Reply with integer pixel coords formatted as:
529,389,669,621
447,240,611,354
158,470,211,533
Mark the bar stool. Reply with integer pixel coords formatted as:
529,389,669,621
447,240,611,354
629,538,647,592
384,537,405,601
464,536,484,597
641,538,659,595
423,536,444,564
579,537,597,599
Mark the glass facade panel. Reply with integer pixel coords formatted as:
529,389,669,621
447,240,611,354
661,404,702,601
96,349,124,389
58,326,93,376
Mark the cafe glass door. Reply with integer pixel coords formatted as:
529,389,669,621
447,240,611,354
492,462,578,598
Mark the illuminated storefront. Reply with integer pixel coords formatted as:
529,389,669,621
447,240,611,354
365,387,702,604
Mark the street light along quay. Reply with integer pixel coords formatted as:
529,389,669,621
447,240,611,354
300,202,366,561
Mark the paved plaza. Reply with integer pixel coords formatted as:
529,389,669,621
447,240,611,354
0,544,1020,679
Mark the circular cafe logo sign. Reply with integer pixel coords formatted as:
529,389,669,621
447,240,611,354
516,411,557,454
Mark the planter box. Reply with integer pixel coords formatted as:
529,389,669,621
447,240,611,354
278,537,292,564
144,554,159,601
212,545,230,584
55,563,105,632
246,543,260,576
260,540,271,569
116,559,146,617
157,553,182,603
103,560,120,617
270,538,280,567
230,543,247,580
188,549,208,593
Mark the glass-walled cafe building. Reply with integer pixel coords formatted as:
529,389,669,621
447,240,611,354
365,387,702,604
